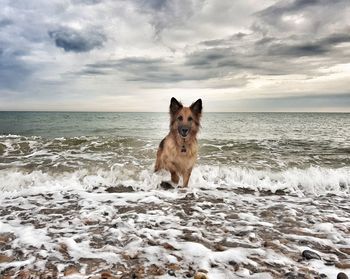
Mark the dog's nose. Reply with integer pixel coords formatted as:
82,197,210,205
181,127,189,136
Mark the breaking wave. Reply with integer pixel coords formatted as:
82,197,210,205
1,165,349,197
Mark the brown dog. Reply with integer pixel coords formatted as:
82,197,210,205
155,97,202,187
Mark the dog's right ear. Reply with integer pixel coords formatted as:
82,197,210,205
170,97,183,115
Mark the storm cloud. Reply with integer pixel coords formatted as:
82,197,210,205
0,48,32,90
49,27,106,52
0,0,349,111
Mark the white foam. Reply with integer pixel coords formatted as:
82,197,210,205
61,237,120,263
0,165,349,198
0,221,51,248
0,257,36,270
191,165,350,195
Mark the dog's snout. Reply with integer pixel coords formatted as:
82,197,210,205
179,126,190,137
182,127,189,135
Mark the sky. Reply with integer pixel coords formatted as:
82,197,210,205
0,0,350,112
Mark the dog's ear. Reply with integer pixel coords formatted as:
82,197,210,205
170,97,183,115
190,99,202,115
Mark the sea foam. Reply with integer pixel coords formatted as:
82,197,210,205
0,165,349,197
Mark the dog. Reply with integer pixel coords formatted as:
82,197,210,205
155,97,202,187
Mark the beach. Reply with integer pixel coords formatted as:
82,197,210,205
1,183,350,278
0,112,349,278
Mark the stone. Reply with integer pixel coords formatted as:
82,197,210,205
335,261,350,269
121,251,139,260
260,210,274,218
106,185,134,193
339,248,350,255
160,181,174,190
302,249,321,260
16,270,31,279
147,264,165,276
79,257,106,274
45,261,58,277
63,265,80,276
0,233,14,245
337,273,349,279
185,267,195,278
58,243,70,260
162,242,177,250
101,272,116,279
167,263,181,271
213,243,226,251
0,254,13,263
285,272,300,279
194,272,209,279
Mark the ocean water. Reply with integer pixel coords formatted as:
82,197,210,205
0,111,349,195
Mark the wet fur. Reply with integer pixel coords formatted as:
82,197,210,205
155,97,202,187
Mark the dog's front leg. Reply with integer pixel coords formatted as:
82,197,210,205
182,168,192,187
171,171,179,184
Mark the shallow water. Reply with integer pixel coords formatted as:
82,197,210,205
0,112,349,195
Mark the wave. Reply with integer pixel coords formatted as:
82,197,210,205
1,134,350,174
191,165,350,195
0,165,349,197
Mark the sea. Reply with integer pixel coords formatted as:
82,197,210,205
0,111,349,196
1,111,350,278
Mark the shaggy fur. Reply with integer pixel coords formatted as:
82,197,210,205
155,97,202,187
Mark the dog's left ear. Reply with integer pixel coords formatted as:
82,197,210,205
190,99,202,115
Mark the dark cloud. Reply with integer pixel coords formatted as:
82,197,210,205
259,0,322,16
186,46,282,76
321,32,350,45
255,0,349,35
71,0,103,4
81,56,247,88
265,32,350,57
267,42,328,56
0,47,33,90
0,19,13,28
263,0,348,15
83,57,197,82
186,48,232,66
78,24,350,85
184,28,350,78
49,27,106,53
200,33,248,47
139,0,169,10
132,0,205,37
266,32,350,58
80,69,106,75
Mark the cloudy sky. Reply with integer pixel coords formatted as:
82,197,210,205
1,0,350,112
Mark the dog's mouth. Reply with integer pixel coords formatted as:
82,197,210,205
178,126,190,138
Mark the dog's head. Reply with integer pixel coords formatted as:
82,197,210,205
169,97,202,139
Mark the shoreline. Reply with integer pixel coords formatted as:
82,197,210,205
1,185,350,278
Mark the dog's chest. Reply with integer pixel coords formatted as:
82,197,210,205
173,145,197,169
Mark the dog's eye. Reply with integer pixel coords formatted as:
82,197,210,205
188,116,193,121
177,116,183,121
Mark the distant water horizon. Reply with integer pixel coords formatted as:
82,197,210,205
0,111,349,196
1,110,349,113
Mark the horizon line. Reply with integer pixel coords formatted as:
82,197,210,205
0,110,350,113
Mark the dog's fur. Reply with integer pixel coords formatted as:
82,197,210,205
155,97,202,187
